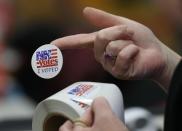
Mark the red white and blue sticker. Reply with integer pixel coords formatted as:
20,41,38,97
71,98,89,109
68,84,93,96
31,44,63,79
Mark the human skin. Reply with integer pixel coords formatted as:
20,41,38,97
59,97,128,131
51,7,182,131
52,7,181,91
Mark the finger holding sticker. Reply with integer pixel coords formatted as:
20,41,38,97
31,44,63,79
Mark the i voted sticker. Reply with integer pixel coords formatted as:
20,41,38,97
31,44,63,79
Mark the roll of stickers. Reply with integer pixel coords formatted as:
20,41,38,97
32,82,124,131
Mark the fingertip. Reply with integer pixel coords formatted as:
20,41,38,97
83,7,94,17
83,7,92,13
126,27,134,37
50,39,58,46
83,7,98,13
118,25,134,40
111,66,118,76
92,97,112,113
50,38,62,48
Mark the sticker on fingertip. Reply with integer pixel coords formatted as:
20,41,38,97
31,44,63,79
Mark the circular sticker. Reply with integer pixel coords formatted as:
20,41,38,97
31,44,63,79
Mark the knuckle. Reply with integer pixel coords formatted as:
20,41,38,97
114,72,121,78
125,40,133,45
107,42,117,52
96,30,107,41
116,25,127,32
112,70,128,80
129,44,138,50
118,51,129,60
112,68,122,78
112,65,129,79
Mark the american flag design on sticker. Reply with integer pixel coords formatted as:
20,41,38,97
68,84,93,96
71,99,89,109
36,49,58,68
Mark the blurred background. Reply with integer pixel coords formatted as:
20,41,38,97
0,0,181,130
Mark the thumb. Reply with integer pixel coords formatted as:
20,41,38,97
91,97,113,122
83,7,130,28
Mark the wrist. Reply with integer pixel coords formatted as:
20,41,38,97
153,43,181,92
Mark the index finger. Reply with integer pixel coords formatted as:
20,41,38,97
51,32,96,50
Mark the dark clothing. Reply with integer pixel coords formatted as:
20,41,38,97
164,60,182,131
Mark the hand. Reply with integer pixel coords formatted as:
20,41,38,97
51,7,181,91
59,97,128,131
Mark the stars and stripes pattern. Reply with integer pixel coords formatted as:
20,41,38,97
68,84,93,96
36,49,58,68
